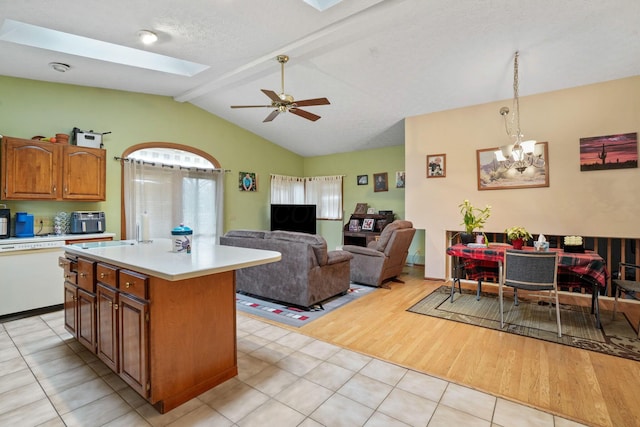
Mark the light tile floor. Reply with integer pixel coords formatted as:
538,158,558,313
0,310,589,427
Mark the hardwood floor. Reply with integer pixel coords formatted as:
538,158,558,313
290,266,640,427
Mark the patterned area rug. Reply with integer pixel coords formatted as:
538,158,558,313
408,286,640,362
236,284,376,327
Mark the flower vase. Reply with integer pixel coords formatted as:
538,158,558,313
512,238,524,250
460,232,475,245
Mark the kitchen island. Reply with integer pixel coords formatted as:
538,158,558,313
61,238,280,413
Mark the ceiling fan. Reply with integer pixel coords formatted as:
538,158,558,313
230,54,330,122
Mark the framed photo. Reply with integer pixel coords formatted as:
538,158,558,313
426,154,446,178
354,203,368,214
395,171,405,188
367,207,376,214
580,132,638,171
348,219,360,232
239,171,257,191
476,141,549,190
357,174,368,185
362,218,375,231
373,172,388,192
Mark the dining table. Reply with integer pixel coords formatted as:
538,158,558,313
446,243,609,328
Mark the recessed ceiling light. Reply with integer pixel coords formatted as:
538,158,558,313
49,62,70,72
0,19,209,77
138,30,158,45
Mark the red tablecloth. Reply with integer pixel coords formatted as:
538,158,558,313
446,244,608,289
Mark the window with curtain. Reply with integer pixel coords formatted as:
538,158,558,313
270,174,343,220
122,145,224,244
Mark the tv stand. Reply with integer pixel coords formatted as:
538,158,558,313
343,213,395,247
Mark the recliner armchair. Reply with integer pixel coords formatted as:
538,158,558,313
342,220,416,287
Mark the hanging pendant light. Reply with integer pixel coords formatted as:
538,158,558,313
494,51,544,173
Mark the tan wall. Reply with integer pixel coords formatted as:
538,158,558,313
406,75,640,280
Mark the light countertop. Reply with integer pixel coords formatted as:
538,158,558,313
63,238,281,281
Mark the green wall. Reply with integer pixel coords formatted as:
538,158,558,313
304,146,424,260
0,76,302,237
0,76,420,259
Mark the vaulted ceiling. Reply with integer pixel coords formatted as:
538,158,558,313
1,0,639,157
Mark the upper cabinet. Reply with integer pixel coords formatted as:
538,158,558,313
1,136,106,201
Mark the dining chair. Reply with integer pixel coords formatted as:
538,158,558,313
500,249,561,337
612,262,640,338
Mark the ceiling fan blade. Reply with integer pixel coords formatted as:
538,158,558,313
263,110,280,122
261,89,281,102
230,105,272,108
290,108,321,122
293,97,330,107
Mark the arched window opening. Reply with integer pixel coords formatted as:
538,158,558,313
121,143,224,244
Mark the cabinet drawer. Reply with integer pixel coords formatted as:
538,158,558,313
77,258,96,292
119,270,149,300
59,257,77,284
97,263,118,288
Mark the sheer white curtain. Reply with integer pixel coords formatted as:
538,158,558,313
305,175,343,220
270,175,305,204
270,174,343,220
123,160,224,243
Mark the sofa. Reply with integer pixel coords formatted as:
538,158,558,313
220,230,353,308
342,220,416,287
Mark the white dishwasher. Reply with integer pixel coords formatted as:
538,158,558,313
0,238,66,317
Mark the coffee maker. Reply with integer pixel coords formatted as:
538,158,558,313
0,205,9,239
15,212,34,238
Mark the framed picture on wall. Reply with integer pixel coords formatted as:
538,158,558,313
579,132,638,171
373,172,388,192
426,154,446,178
357,174,368,185
476,142,549,190
239,172,257,191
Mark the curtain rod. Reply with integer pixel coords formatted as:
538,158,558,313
114,156,230,173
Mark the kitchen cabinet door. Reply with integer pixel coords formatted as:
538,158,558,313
62,145,106,200
119,293,149,397
63,282,77,337
77,288,96,352
1,136,106,201
97,284,119,372
1,137,60,200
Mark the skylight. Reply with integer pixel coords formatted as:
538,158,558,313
302,0,343,12
0,19,209,77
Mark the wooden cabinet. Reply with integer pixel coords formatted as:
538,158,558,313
343,213,395,246
96,263,150,397
1,136,106,201
60,256,97,353
118,292,149,396
96,284,118,372
61,250,238,414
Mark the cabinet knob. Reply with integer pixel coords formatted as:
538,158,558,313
126,282,132,288
108,301,112,307
79,272,86,278
114,303,119,310
100,272,107,279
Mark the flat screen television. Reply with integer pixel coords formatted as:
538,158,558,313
270,204,317,234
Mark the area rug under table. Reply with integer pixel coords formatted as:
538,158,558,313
236,284,376,328
408,286,640,362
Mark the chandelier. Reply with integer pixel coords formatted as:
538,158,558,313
494,52,544,173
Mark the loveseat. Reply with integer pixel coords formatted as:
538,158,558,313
220,230,353,308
